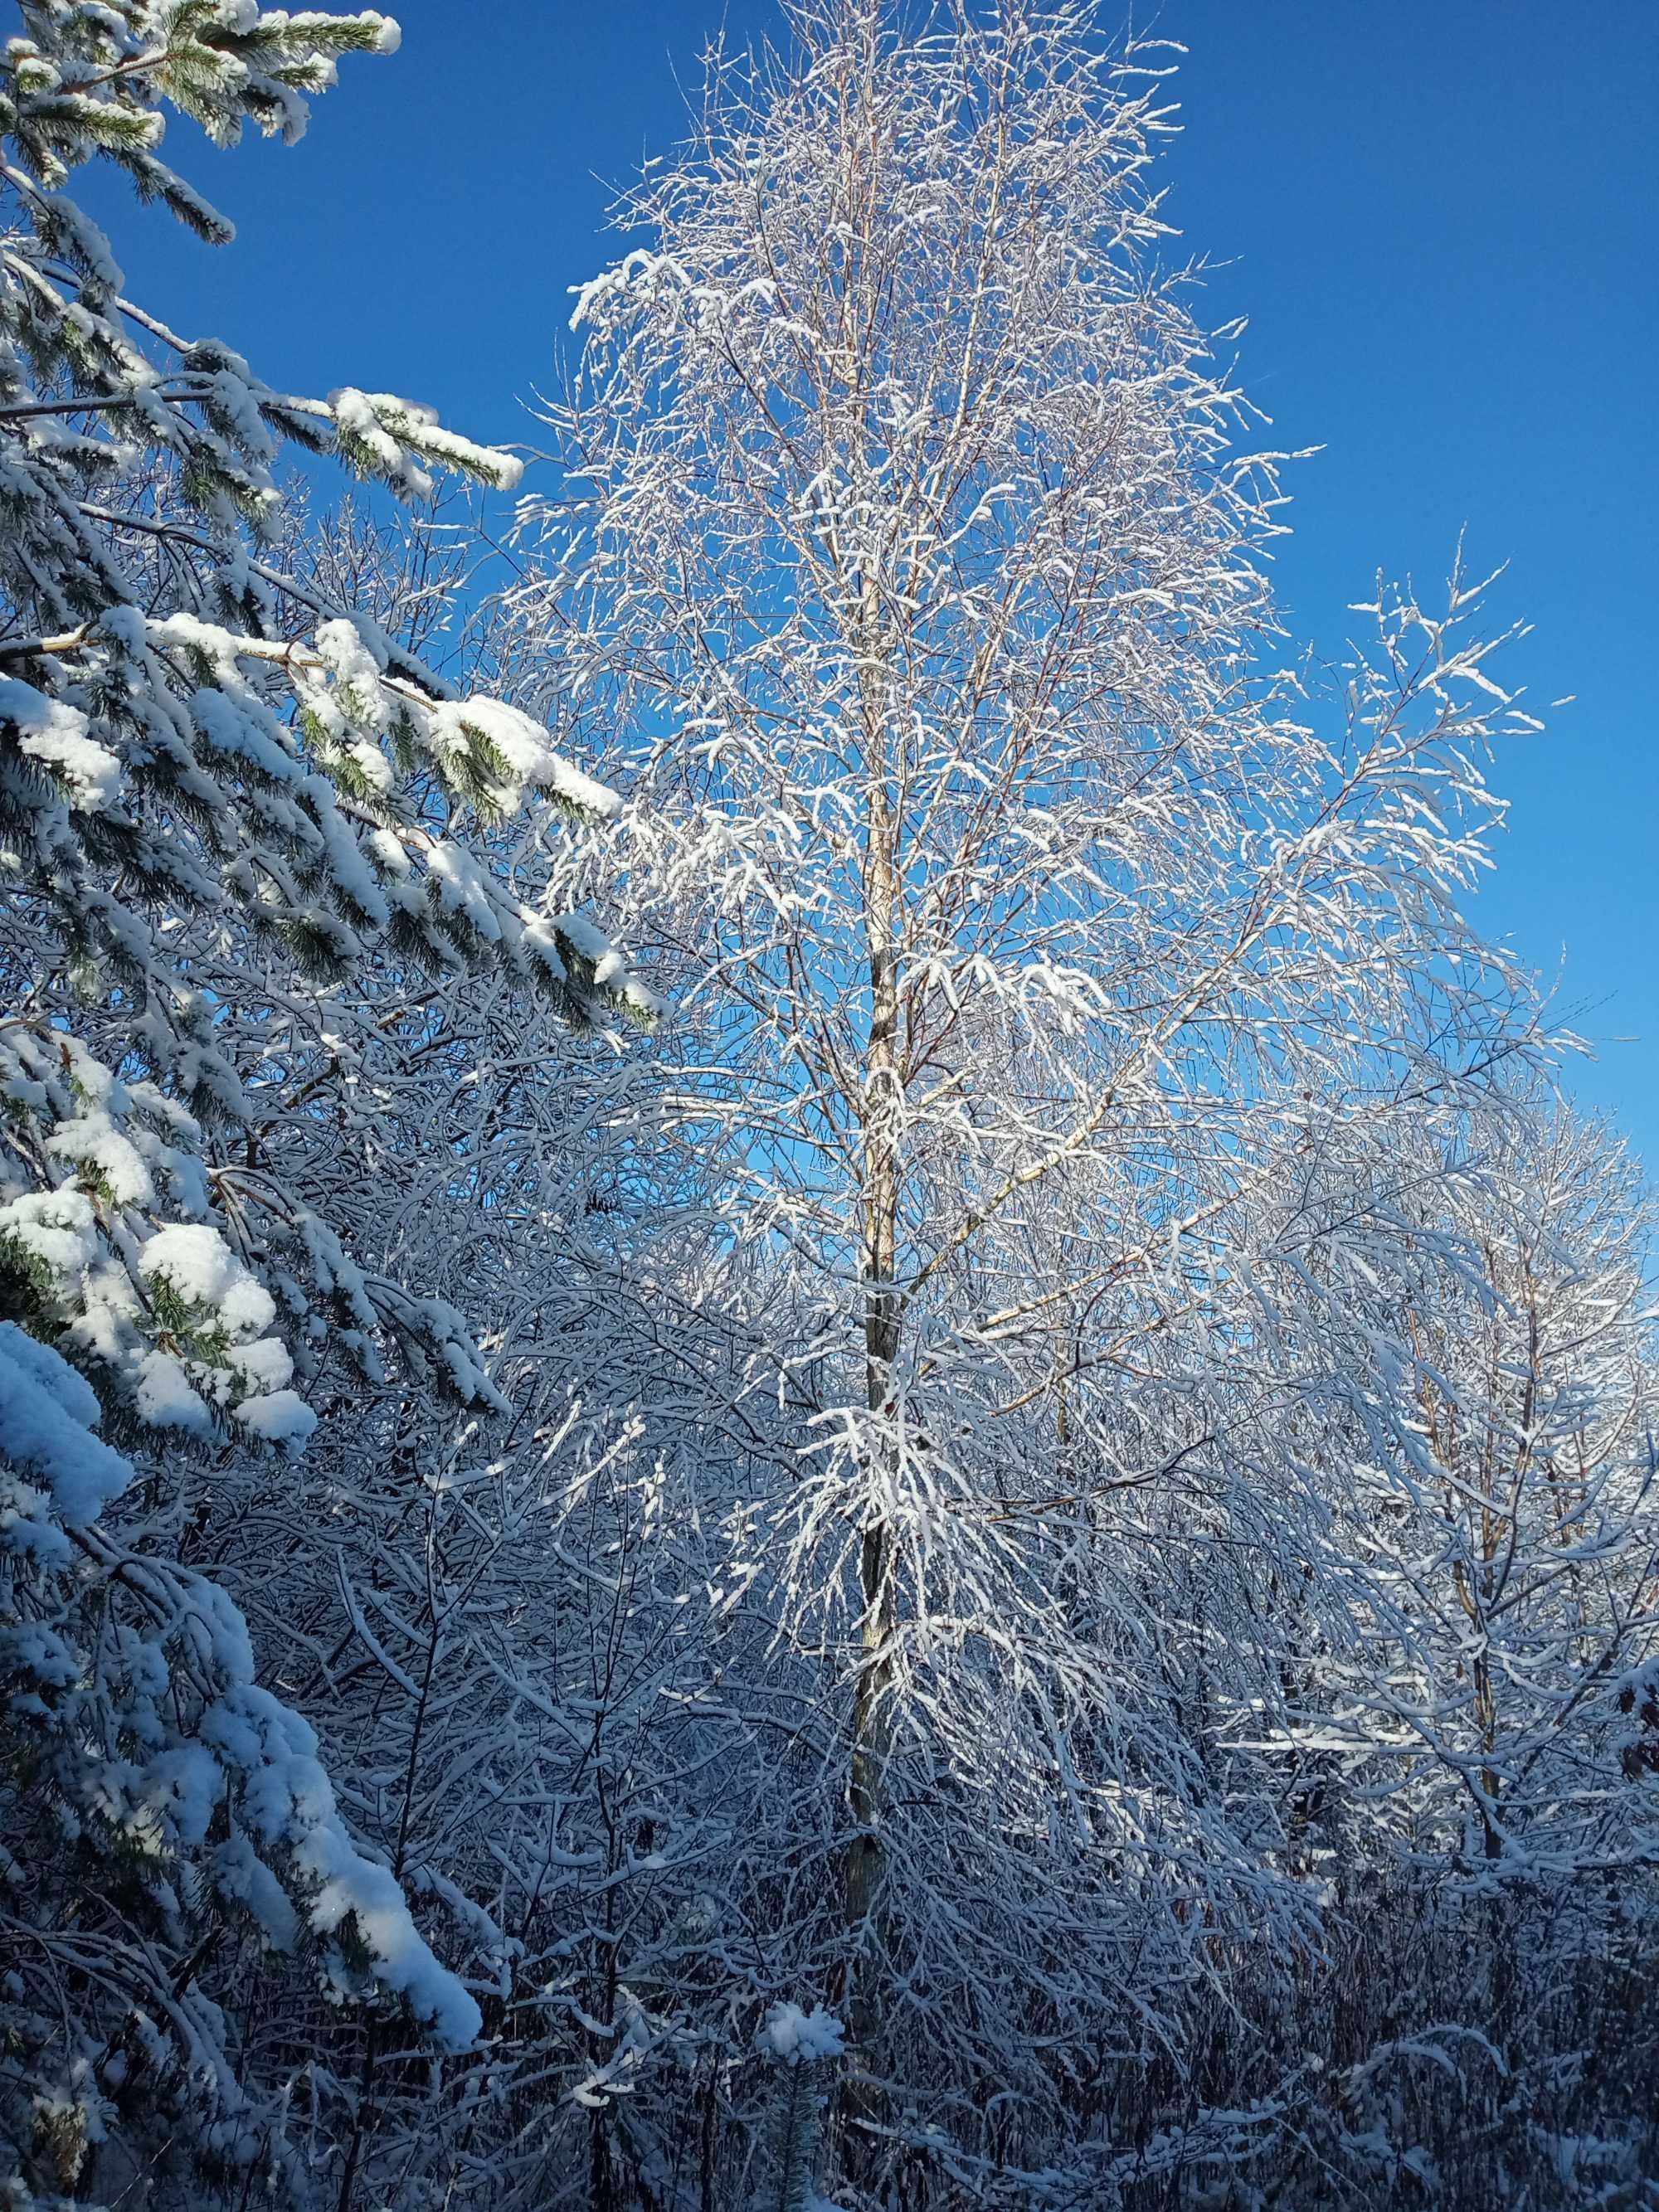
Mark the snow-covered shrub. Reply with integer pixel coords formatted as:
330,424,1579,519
757,2005,846,2212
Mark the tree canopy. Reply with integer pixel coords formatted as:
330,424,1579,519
2,7,1654,2211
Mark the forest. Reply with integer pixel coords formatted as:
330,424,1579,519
2,4,1655,2208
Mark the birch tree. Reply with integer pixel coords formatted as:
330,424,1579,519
1305,1099,1659,1872
511,0,1545,2177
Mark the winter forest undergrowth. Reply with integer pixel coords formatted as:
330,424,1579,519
2,5,1657,2209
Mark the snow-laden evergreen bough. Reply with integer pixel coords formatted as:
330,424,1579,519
0,1324,480,2198
0,2,654,1430
0,7,649,2203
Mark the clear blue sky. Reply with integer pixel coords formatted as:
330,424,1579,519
83,2,1659,1165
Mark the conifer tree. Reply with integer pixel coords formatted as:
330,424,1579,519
0,9,648,2202
0,2,652,1433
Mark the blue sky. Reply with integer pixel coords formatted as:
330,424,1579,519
85,2,1659,1164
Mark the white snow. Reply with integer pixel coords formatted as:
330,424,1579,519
758,2001,845,2064
0,1321,132,1527
234,1388,317,1450
0,1186,100,1287
134,1349,212,1434
0,678,123,812
138,1224,278,1339
314,617,390,717
47,1111,157,1208
297,1822,483,2049
426,839,504,940
226,1336,294,1393
420,696,620,819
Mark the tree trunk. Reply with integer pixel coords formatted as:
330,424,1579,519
841,565,901,2158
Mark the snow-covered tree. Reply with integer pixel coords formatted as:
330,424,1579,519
1160,1093,1659,2208
1332,1104,1657,1873
508,0,1548,2186
0,9,648,2203
0,1321,479,2205
0,0,653,1437
7,7,1652,2210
